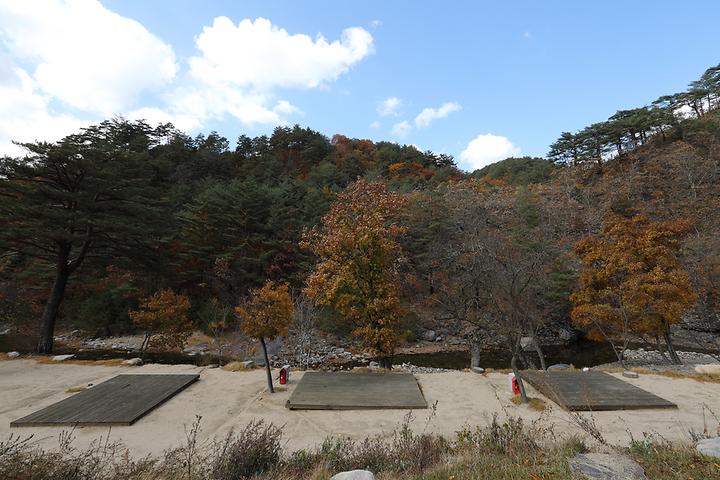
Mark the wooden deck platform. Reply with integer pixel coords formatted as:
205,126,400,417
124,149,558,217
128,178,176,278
286,372,427,410
11,374,199,427
519,370,676,411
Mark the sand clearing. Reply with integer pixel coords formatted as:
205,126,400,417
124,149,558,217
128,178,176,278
1,358,719,456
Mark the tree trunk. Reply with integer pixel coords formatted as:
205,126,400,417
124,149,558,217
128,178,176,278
533,339,547,370
37,256,70,354
511,353,528,403
379,356,393,369
663,329,682,365
260,337,274,393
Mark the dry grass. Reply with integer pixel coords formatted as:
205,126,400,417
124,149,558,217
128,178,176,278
1,355,127,367
596,366,720,384
222,361,254,372
65,386,88,393
510,396,547,411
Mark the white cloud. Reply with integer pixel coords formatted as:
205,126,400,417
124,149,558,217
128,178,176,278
189,17,373,91
391,120,412,138
0,63,87,156
459,133,521,171
377,96,402,116
369,120,381,129
0,6,374,150
0,0,178,115
160,16,373,128
414,101,461,128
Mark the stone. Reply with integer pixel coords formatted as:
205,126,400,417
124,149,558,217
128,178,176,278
568,453,648,480
52,354,75,362
696,437,720,458
470,366,485,374
434,335,443,342
520,336,535,351
330,470,375,480
548,363,571,370
7,351,20,358
241,360,254,369
622,370,639,379
368,361,380,369
422,330,437,342
122,357,143,366
206,364,219,369
695,364,720,375
559,328,574,341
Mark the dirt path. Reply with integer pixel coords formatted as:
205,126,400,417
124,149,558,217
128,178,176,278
1,358,719,457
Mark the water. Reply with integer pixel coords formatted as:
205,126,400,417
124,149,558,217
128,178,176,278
392,340,620,370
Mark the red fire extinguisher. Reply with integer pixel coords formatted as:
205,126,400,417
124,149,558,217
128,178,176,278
508,373,520,395
279,365,290,385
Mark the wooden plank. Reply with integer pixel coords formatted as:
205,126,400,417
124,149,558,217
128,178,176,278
286,372,427,410
11,374,199,426
519,371,676,411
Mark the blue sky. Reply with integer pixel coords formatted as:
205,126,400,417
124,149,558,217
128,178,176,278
1,1,719,170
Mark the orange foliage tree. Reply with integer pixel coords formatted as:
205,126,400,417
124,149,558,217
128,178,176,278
235,280,293,393
302,180,408,368
571,215,697,364
129,288,193,358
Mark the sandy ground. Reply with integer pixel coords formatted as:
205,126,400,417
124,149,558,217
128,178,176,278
1,358,719,457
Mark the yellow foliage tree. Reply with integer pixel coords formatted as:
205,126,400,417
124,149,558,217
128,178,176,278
235,280,293,393
129,288,193,358
302,180,408,368
571,215,697,364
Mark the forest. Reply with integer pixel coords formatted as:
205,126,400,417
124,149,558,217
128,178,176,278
1,62,719,371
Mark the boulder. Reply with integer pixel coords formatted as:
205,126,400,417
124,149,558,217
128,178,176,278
368,361,380,369
696,437,720,458
52,354,75,362
122,357,143,366
241,360,254,369
695,364,720,375
330,470,375,480
568,453,648,480
622,370,639,379
548,363,570,370
422,330,437,342
520,336,536,351
7,351,20,358
559,328,574,341
470,366,485,374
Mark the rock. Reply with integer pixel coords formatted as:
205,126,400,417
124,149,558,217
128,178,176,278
622,370,639,379
368,361,380,369
241,360,254,369
122,357,143,366
695,364,720,375
434,336,443,342
422,330,437,342
568,453,648,480
52,354,75,362
520,336,535,351
206,364,219,369
7,351,20,358
330,469,375,480
471,366,485,374
559,328,574,341
548,363,571,370
696,437,720,458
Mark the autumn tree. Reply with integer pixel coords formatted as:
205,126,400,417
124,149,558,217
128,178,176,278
571,215,697,364
129,289,193,358
235,280,293,393
303,180,408,368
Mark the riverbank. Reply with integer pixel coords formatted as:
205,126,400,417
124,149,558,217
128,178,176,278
2,356,720,459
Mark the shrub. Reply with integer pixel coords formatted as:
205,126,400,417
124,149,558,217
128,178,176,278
210,420,283,480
